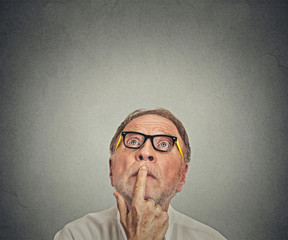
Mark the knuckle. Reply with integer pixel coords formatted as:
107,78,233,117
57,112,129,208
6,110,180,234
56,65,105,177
120,218,127,228
134,184,143,191
146,199,156,208
132,197,141,205
155,204,161,211
154,205,162,215
147,198,155,204
131,201,141,210
162,212,169,221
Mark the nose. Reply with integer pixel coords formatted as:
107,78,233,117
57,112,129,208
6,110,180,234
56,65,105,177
136,139,156,162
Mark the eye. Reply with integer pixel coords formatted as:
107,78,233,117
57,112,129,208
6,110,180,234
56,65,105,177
154,135,174,151
124,133,145,148
159,141,169,148
156,139,173,150
126,136,142,148
128,139,140,146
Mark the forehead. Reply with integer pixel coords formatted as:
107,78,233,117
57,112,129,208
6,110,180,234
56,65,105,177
123,114,179,136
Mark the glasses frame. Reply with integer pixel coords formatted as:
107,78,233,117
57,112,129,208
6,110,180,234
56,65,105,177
114,131,184,160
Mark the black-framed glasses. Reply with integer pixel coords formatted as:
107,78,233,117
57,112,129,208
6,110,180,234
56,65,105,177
114,131,184,159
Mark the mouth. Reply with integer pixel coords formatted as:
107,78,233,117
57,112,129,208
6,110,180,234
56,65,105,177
131,170,157,179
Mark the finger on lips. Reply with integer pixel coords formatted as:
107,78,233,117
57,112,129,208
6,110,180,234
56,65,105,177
133,165,147,202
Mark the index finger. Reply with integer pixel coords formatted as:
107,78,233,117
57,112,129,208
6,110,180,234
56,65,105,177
133,165,147,202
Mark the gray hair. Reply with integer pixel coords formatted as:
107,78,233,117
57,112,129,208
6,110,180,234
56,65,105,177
109,108,191,163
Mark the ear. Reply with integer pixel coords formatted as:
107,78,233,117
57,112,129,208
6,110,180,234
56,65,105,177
109,158,114,187
176,163,189,192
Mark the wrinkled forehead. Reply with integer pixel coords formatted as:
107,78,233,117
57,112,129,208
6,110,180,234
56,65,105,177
123,114,180,137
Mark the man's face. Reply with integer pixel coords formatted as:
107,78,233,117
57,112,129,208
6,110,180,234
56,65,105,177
109,114,188,210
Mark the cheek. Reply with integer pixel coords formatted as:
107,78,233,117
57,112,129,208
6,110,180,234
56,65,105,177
112,154,132,174
162,163,181,179
113,163,127,175
163,156,184,178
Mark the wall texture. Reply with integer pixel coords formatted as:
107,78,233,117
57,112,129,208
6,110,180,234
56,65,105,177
0,0,287,239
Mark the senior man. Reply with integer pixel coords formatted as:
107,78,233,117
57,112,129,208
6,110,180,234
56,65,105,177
54,109,227,240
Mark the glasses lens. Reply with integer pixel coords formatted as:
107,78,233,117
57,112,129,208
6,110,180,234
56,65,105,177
124,133,145,148
153,136,174,151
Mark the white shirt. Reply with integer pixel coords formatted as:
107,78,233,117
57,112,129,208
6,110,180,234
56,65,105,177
54,206,227,240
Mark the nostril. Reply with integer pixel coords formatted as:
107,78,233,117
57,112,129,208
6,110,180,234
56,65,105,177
138,155,154,161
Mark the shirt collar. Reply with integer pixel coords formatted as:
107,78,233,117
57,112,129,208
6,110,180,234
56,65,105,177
165,205,174,240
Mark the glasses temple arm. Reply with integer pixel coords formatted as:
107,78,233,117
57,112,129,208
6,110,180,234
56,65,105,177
114,135,122,153
176,140,184,160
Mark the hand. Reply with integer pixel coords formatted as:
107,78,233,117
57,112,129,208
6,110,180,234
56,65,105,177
114,165,169,240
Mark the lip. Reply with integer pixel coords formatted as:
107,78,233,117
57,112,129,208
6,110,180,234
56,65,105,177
131,170,157,179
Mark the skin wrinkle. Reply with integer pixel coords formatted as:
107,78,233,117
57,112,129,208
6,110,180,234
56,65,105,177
110,114,188,211
109,109,191,163
123,117,187,159
126,126,176,137
126,122,181,138
113,165,161,203
113,165,182,206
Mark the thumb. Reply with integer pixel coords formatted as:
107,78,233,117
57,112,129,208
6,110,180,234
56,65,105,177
113,192,128,226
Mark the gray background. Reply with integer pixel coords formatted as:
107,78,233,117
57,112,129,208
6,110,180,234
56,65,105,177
0,0,287,239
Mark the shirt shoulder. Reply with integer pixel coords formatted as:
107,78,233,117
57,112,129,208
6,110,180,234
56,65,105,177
54,206,120,240
170,207,227,240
